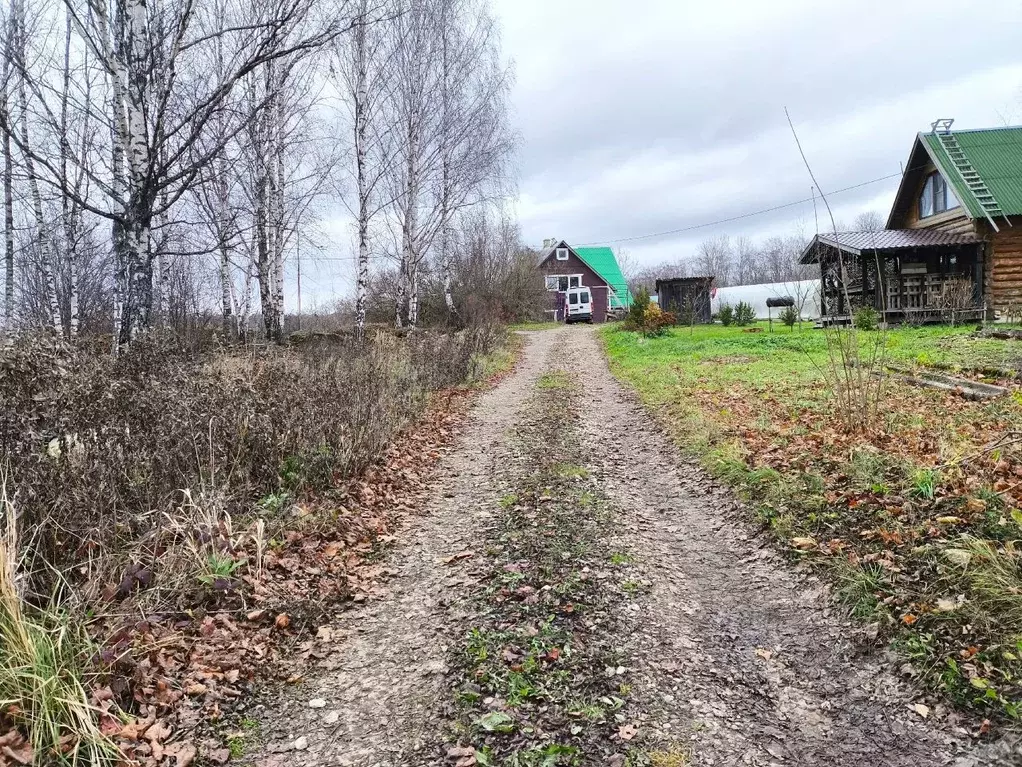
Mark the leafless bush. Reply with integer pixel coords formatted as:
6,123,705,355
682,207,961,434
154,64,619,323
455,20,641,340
0,328,504,599
939,278,976,326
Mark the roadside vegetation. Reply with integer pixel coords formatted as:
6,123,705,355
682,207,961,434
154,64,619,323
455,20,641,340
0,327,512,765
602,321,1022,728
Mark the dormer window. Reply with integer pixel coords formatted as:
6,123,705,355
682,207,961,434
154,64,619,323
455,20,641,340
919,171,960,218
555,247,569,261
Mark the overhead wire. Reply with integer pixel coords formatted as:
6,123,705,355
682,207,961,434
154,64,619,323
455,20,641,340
571,168,909,247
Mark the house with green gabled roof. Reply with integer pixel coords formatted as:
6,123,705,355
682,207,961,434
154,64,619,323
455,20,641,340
537,239,632,323
801,120,1022,322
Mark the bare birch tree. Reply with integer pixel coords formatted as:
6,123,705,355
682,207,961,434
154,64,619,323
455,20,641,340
332,0,397,339
385,0,511,328
1,0,353,346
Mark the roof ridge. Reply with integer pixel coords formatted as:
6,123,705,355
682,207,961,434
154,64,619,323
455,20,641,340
922,124,1022,136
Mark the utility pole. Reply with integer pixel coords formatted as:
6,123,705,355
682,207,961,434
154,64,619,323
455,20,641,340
296,230,302,331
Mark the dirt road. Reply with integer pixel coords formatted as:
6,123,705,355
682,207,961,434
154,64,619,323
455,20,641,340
251,326,982,766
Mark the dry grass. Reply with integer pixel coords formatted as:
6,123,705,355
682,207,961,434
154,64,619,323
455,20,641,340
0,328,505,599
0,326,509,756
955,537,1022,637
0,472,118,765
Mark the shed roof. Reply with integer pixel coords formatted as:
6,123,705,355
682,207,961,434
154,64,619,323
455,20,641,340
799,229,979,264
655,276,715,285
574,246,632,308
921,126,1022,219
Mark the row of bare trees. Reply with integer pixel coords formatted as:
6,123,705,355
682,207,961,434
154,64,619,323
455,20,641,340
336,0,512,337
626,211,883,291
0,0,514,346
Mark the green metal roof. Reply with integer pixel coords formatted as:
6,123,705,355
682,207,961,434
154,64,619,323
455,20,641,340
574,246,632,308
922,127,1022,219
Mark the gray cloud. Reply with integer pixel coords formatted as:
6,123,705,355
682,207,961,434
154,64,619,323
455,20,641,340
498,0,1022,266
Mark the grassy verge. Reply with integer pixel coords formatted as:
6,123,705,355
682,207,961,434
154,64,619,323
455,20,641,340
440,370,643,765
601,322,1022,728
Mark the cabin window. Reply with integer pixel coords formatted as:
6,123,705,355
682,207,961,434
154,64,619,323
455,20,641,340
569,275,581,289
545,275,571,291
555,247,569,261
919,172,960,218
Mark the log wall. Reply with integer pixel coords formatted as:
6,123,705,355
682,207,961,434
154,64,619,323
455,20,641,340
988,220,1022,310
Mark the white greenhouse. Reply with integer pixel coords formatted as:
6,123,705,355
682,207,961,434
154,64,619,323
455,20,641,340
711,280,821,321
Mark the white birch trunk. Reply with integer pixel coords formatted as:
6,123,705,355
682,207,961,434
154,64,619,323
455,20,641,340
271,138,285,332
1,8,13,334
442,223,456,316
408,262,419,327
352,11,370,340
239,259,253,342
121,0,155,342
219,242,233,338
13,0,60,334
60,9,81,338
17,102,61,334
2,125,11,333
399,117,418,328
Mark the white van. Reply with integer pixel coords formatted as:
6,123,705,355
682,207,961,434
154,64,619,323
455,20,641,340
565,287,593,324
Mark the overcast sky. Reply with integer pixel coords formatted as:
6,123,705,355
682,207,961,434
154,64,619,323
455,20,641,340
497,0,1022,268
299,0,1022,307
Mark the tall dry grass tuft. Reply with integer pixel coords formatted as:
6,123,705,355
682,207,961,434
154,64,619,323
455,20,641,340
955,537,1022,637
0,470,117,765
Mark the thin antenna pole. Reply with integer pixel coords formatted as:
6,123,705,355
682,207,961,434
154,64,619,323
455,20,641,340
811,186,819,236
296,231,302,331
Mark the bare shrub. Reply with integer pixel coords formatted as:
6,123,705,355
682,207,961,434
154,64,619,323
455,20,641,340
0,327,505,599
939,277,976,326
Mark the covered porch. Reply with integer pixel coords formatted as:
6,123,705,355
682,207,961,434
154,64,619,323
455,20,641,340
799,229,985,324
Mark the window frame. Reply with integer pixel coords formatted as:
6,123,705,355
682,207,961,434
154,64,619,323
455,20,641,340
555,247,569,261
545,274,582,292
919,171,960,218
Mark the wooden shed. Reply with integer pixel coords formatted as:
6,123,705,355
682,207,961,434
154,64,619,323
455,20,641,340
655,277,714,324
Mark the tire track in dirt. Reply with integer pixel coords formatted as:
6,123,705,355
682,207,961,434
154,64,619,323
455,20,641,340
574,325,967,766
250,326,990,766
249,330,558,767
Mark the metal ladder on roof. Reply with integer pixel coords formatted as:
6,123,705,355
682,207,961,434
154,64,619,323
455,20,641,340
932,121,1008,230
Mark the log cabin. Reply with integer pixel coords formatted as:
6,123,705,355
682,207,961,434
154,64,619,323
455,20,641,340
801,120,1022,323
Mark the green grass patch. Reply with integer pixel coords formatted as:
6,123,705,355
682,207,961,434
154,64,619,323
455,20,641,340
537,371,572,390
510,321,563,332
601,321,1022,724
438,369,657,762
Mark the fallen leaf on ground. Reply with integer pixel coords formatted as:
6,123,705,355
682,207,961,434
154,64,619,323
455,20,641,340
1,743,32,766
164,741,197,767
912,703,930,718
618,723,638,741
